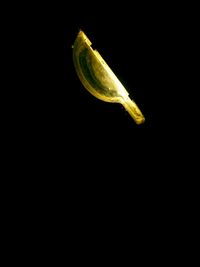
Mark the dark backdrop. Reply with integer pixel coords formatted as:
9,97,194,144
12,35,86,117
6,2,197,260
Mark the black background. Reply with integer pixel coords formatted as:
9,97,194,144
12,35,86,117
4,2,198,260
